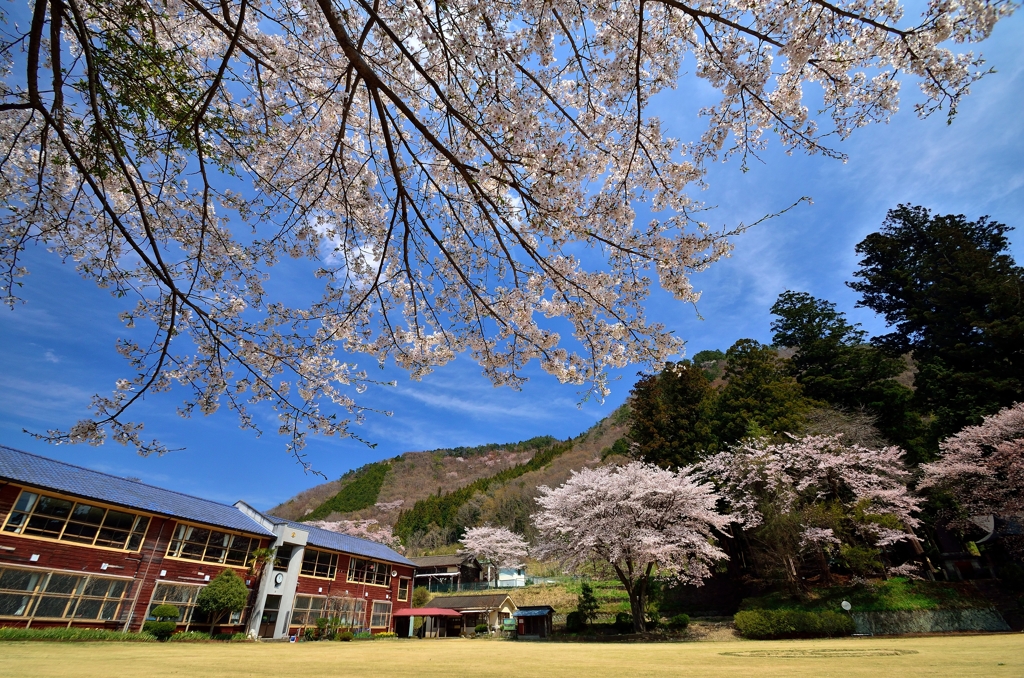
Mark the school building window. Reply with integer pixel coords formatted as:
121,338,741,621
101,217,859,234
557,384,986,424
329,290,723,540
0,566,130,620
300,549,338,579
290,595,326,628
397,578,410,602
147,581,242,625
346,558,390,587
323,596,366,628
165,523,258,566
2,489,150,551
369,600,392,629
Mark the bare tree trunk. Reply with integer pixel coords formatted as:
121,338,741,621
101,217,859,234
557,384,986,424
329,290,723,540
817,547,832,584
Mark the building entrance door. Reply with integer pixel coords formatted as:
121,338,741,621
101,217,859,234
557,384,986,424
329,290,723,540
259,595,281,638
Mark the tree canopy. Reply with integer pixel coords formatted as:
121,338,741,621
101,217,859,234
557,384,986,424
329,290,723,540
195,569,248,632
714,339,815,446
850,205,1024,440
534,461,728,633
0,0,1012,460
698,435,921,587
628,362,719,468
921,402,1024,555
770,291,926,460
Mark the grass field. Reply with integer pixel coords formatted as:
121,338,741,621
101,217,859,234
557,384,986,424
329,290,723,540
0,634,1021,678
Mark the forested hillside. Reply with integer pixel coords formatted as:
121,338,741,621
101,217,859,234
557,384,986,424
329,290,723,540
269,436,557,521
269,412,629,553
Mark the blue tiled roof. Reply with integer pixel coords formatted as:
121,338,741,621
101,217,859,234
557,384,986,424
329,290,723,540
513,607,554,617
272,517,415,567
0,446,272,536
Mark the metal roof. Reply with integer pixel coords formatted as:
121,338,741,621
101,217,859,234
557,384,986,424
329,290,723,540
410,554,474,568
513,607,554,617
393,607,462,617
428,593,516,610
273,517,415,567
0,446,272,536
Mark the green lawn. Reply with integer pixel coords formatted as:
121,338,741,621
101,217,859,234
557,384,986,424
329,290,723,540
0,634,1021,678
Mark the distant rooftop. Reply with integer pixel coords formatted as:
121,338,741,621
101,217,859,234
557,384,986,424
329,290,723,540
409,554,476,568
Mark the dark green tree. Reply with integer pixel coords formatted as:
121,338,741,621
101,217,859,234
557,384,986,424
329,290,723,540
849,205,1024,440
770,291,927,460
628,362,719,468
195,569,249,634
577,581,600,626
714,339,815,447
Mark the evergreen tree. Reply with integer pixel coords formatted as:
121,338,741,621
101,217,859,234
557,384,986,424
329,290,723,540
849,205,1024,440
770,291,927,461
628,362,719,468
577,581,600,625
714,339,815,447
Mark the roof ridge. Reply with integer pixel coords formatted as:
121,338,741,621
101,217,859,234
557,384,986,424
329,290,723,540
274,515,394,549
0,444,241,509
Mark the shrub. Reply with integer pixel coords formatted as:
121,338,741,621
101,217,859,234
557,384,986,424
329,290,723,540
475,623,489,634
142,621,177,641
337,631,354,642
412,586,431,608
734,609,854,639
375,632,397,638
564,611,584,633
668,614,690,630
150,604,180,620
212,632,252,642
303,628,317,641
0,627,156,642
353,631,373,640
614,612,633,634
167,631,211,642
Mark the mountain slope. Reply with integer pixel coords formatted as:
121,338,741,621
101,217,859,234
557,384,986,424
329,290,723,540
269,411,630,549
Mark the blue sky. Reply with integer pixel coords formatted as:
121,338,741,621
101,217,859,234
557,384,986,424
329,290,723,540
2,13,1022,510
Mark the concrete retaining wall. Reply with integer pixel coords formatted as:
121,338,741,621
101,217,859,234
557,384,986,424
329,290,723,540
851,608,1010,635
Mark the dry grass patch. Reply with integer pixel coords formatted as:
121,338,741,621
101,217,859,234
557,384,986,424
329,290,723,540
1,634,1020,678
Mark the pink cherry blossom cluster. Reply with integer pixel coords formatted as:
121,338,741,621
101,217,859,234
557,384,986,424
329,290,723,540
921,402,1024,521
458,526,530,569
698,435,920,550
1,0,1012,460
534,461,730,585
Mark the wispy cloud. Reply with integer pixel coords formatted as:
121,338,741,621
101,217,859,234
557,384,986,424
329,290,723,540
397,386,565,421
0,376,94,424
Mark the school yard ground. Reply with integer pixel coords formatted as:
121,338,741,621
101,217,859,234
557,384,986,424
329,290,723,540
0,634,1021,678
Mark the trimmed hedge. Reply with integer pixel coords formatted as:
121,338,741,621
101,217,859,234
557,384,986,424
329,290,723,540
142,620,177,640
668,614,690,630
0,627,156,642
734,609,854,639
